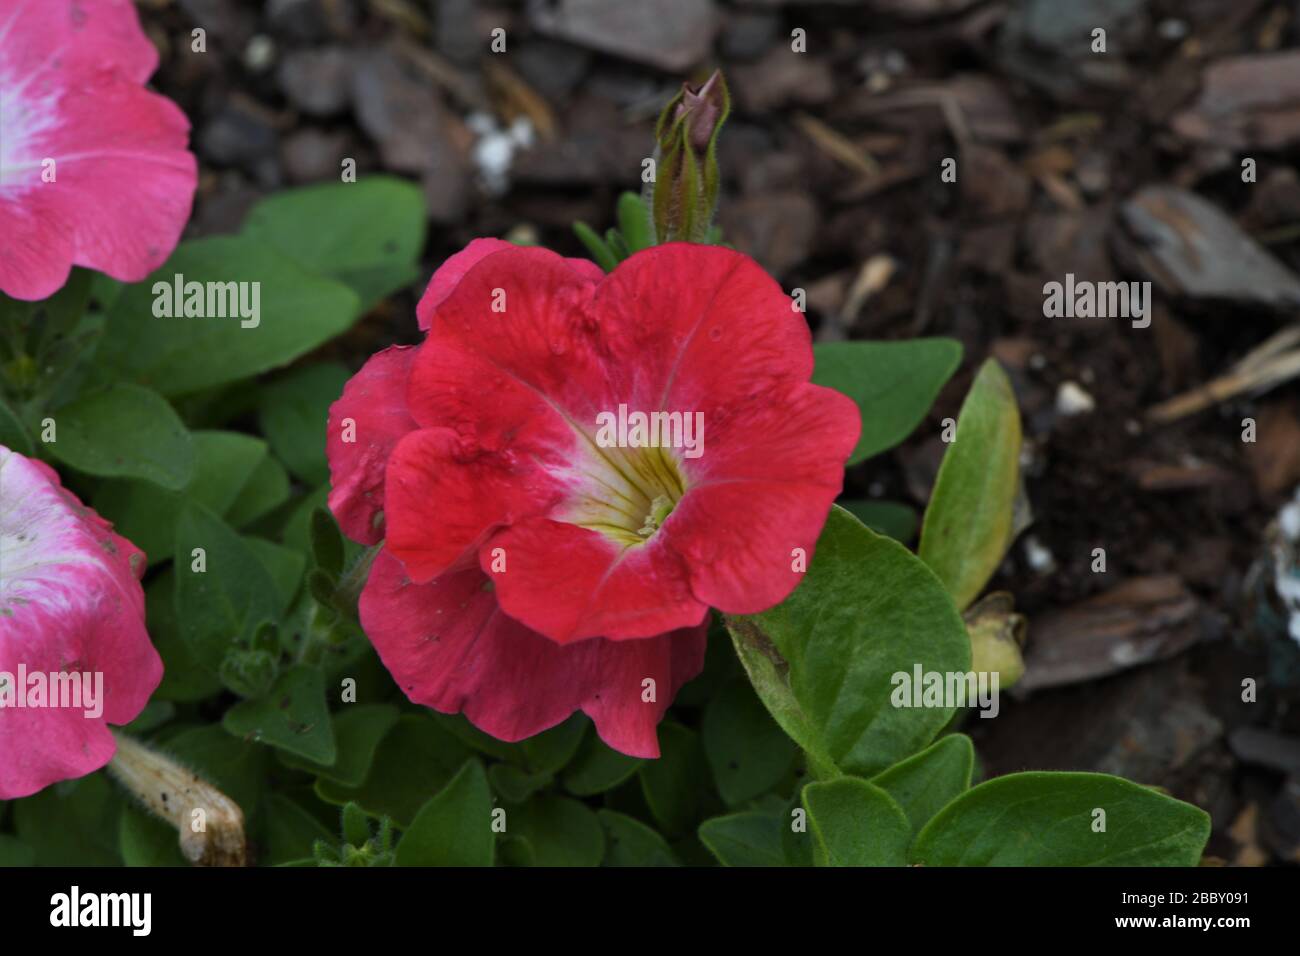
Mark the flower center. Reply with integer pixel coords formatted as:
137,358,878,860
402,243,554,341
562,442,687,547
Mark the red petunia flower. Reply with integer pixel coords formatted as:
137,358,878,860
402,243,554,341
328,240,858,757
0,445,162,799
0,0,197,301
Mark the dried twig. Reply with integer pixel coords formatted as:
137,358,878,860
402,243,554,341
794,112,880,179
1147,324,1300,423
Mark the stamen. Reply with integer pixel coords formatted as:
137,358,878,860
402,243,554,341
565,443,687,546
637,495,675,538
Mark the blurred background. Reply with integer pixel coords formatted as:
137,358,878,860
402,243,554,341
137,0,1300,865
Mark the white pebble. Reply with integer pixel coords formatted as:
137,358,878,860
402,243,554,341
1055,381,1096,416
1024,535,1057,574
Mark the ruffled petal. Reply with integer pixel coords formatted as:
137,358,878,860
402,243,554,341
482,517,707,643
415,237,604,331
0,446,160,799
665,380,859,612
593,243,817,413
358,548,707,757
0,24,195,300
326,346,419,544
0,0,158,85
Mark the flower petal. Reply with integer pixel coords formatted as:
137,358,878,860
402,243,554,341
415,237,603,332
482,517,707,643
0,446,160,799
0,62,195,300
326,346,419,544
665,380,859,612
358,548,707,757
389,249,614,580
593,242,817,413
0,0,159,86
383,419,575,581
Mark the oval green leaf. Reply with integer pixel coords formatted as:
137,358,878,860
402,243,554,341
911,771,1211,866
48,383,194,489
812,338,962,466
803,777,912,866
396,759,495,867
727,505,971,777
918,358,1023,611
99,236,359,397
870,733,974,836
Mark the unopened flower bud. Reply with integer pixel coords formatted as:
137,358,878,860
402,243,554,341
651,69,731,243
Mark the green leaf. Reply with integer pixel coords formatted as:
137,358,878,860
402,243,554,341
95,430,268,565
281,484,331,558
257,363,351,485
573,221,619,273
35,267,94,343
911,772,1212,867
226,455,290,529
499,795,605,867
244,536,306,614
173,503,281,681
812,339,962,466
803,777,911,866
223,665,336,764
119,804,188,866
98,236,359,397
727,506,971,777
12,774,122,866
433,713,520,762
280,704,399,786
599,810,679,866
605,227,629,261
838,499,918,543
781,793,815,866
699,811,787,866
562,733,643,796
519,714,586,775
260,794,336,866
918,358,1024,611
123,700,176,735
871,734,973,837
0,395,33,455
488,764,553,804
309,507,346,577
617,191,654,253
342,802,373,848
702,678,797,805
396,760,495,866
47,383,193,488
0,835,36,867
316,716,472,827
639,723,710,836
241,177,425,310
148,569,224,702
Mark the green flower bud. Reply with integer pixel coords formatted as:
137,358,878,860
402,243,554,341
651,69,730,244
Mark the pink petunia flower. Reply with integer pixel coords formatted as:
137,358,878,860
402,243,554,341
0,445,162,799
328,240,858,757
0,0,197,301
